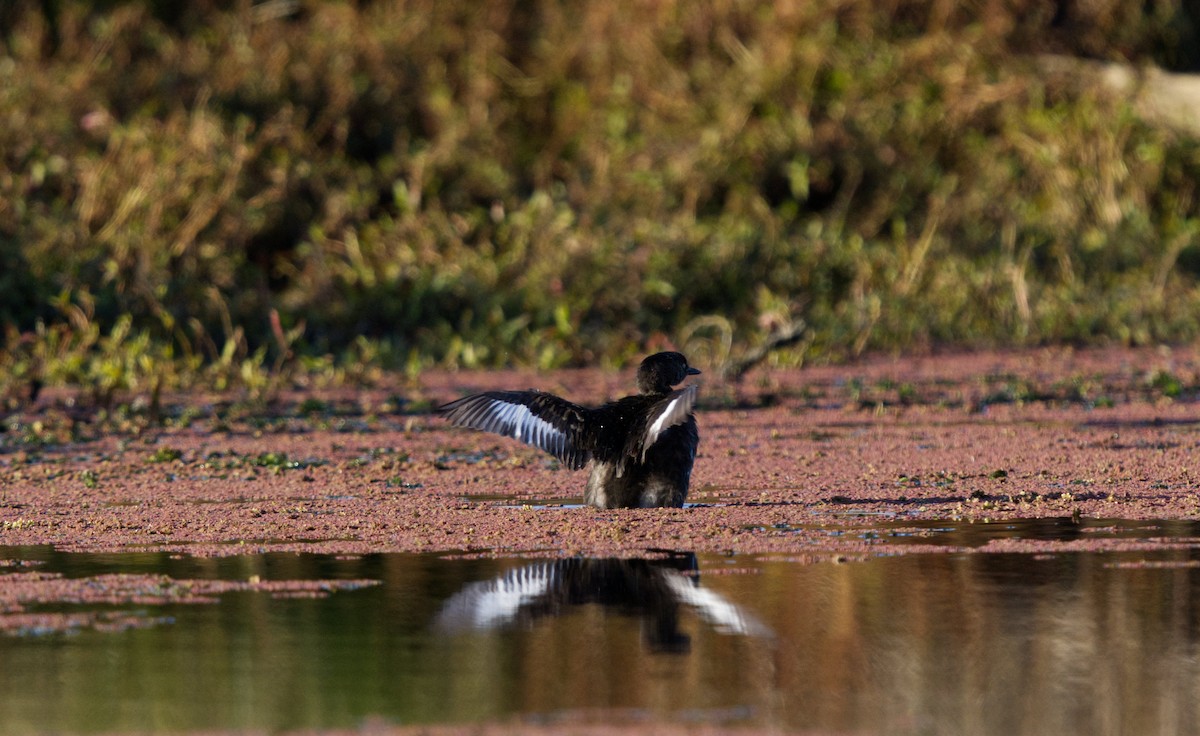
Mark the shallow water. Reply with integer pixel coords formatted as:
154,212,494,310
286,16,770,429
3,519,1200,735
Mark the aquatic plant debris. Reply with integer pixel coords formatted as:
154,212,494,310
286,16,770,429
1,348,1200,560
0,567,379,635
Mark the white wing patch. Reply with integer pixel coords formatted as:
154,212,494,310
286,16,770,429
435,563,556,630
641,384,698,459
490,399,568,455
441,392,584,465
662,573,771,637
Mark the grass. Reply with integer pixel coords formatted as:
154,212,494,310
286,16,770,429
2,1,1200,408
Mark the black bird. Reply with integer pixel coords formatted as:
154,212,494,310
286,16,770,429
438,351,701,508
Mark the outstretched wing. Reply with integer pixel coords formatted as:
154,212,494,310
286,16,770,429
438,390,593,470
636,383,699,462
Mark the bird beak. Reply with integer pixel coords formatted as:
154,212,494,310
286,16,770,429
686,367,701,376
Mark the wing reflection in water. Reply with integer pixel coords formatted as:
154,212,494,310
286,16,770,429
435,552,770,652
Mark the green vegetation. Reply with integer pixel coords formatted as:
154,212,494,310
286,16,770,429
148,446,183,463
1148,368,1184,397
3,1,1200,404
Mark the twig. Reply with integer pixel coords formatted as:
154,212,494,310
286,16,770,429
723,320,808,382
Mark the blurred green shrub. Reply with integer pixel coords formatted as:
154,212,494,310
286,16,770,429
2,0,1199,400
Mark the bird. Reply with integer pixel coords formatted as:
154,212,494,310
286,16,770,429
438,351,701,508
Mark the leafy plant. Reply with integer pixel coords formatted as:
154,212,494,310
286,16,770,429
1,0,1199,395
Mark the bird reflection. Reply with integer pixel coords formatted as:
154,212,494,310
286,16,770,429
435,552,769,653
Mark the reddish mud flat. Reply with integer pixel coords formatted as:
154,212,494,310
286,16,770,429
2,346,1200,563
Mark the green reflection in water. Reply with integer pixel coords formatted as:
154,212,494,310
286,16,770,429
0,519,1199,735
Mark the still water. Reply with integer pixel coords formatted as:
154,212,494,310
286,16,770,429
3,519,1200,735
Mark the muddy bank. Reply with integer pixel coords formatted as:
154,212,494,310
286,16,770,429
2,347,1199,560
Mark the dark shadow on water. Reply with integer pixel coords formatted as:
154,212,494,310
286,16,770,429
1081,416,1200,430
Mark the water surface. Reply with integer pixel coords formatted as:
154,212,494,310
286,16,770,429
3,518,1200,735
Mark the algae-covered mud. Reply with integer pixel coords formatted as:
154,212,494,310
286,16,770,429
3,347,1199,559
